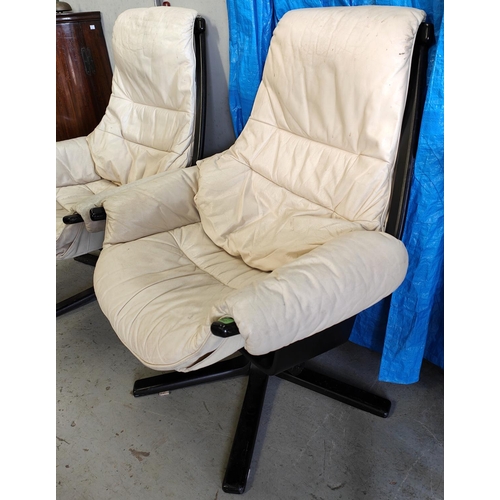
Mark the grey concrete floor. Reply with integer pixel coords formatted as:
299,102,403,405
56,256,444,500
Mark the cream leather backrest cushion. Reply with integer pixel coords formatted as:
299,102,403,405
87,7,198,185
196,6,425,271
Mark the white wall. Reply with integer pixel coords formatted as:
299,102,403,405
61,0,235,156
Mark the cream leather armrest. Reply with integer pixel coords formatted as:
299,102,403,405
56,137,101,187
99,167,200,246
214,230,408,356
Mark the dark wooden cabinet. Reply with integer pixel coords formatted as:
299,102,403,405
56,12,113,141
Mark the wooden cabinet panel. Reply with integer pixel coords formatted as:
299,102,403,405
56,12,112,141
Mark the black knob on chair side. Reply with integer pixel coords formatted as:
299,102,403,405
62,213,84,224
90,207,107,221
211,318,240,338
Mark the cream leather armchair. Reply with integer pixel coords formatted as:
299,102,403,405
56,7,206,315
92,6,434,493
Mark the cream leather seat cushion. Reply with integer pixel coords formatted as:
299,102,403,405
96,221,265,372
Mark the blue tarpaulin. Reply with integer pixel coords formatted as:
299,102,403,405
226,0,444,383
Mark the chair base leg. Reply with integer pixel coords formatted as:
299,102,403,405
56,286,96,317
277,366,391,418
222,366,268,494
73,253,99,267
56,254,99,316
133,356,250,397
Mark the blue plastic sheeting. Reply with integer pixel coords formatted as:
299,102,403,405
226,0,444,384
226,0,274,137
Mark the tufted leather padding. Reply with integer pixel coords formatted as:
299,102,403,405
196,6,425,271
95,6,424,371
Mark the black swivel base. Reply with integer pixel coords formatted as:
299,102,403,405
132,355,391,494
56,253,98,317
